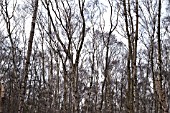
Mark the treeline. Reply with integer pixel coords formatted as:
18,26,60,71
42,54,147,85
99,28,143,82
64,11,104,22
0,0,170,113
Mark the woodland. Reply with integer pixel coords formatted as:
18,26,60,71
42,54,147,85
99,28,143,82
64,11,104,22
0,0,170,113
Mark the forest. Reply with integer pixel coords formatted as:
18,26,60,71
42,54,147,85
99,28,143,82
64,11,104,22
0,0,170,113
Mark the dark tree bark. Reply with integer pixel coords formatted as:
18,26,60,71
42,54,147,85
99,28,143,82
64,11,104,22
156,0,169,112
123,0,139,112
18,0,39,112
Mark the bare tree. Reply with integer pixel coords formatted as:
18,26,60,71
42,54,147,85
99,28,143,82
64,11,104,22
156,0,169,112
122,0,139,112
18,0,39,112
0,0,169,113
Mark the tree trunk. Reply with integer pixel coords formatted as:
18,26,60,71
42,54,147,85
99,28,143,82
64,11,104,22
123,0,133,112
18,0,39,112
156,0,169,112
133,0,139,112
